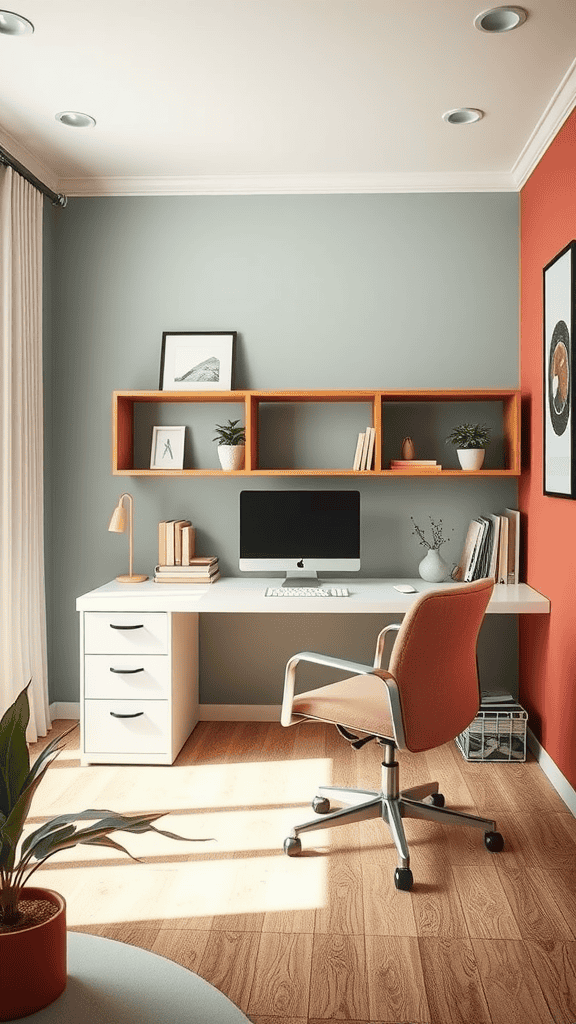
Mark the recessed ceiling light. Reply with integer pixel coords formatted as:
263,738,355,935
0,9,34,34
55,111,96,128
442,108,484,125
474,6,527,32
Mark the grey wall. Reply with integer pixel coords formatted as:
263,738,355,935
45,192,519,705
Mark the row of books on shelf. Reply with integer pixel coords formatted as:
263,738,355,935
352,427,376,470
454,509,520,584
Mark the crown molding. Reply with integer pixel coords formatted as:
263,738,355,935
512,57,576,191
60,169,517,198
0,124,60,195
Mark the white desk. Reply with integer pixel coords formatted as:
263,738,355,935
76,578,549,766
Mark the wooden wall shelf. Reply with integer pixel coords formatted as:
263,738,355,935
113,389,521,477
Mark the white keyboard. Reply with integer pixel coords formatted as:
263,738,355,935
265,586,350,598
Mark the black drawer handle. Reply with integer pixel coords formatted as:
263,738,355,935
109,623,144,630
110,711,144,719
109,667,144,675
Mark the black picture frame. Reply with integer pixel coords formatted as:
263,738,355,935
159,332,236,391
543,241,576,498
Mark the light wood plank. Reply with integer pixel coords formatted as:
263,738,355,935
524,939,576,1023
309,934,369,1020
365,934,430,1023
359,817,418,937
419,937,492,1024
451,862,521,939
472,938,555,1024
198,930,260,1013
247,932,313,1019
495,854,575,941
151,928,211,971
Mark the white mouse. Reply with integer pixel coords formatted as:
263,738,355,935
393,584,418,593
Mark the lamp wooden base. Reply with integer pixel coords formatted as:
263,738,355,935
116,573,148,583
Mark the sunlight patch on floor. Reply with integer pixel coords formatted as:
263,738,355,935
28,757,335,926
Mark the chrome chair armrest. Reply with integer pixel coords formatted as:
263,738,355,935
281,651,376,727
373,623,402,669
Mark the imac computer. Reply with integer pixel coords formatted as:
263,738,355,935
239,490,360,587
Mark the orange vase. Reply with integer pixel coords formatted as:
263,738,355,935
0,887,66,1021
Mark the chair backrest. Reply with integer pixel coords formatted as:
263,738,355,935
386,578,494,753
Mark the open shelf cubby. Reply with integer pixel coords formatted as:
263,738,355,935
113,389,520,477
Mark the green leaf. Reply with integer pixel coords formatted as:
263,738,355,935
81,835,141,861
0,767,49,870
0,685,31,817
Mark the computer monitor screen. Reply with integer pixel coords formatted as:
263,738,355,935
239,490,360,585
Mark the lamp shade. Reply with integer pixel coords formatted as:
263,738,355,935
108,503,127,533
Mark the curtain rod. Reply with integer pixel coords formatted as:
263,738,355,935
0,145,67,207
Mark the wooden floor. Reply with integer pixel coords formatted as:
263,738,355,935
29,720,576,1024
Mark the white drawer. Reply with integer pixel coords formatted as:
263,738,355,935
84,700,170,754
84,655,170,700
84,613,168,655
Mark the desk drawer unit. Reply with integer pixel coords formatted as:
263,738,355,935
80,611,198,766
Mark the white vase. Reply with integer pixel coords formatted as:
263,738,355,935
218,445,245,471
457,448,485,471
418,547,449,582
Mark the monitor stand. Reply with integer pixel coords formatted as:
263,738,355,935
281,570,321,588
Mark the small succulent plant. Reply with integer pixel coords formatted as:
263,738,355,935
212,419,246,446
446,423,492,450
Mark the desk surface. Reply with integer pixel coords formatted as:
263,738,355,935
77,577,550,614
9,931,249,1023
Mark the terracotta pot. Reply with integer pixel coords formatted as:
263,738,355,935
0,887,66,1020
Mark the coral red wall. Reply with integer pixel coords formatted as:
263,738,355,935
519,107,576,792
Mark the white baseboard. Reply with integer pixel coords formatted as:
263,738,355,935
198,704,281,722
50,701,80,721
527,727,576,816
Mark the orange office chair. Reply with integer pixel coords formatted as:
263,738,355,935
280,577,504,890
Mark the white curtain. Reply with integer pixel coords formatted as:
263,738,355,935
0,164,50,741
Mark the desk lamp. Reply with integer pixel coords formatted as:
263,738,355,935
108,492,148,583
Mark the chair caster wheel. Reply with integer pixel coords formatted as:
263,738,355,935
394,867,413,891
484,831,504,853
284,836,302,857
312,796,331,814
430,792,445,807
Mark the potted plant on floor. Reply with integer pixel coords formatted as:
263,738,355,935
0,683,204,1021
213,418,246,471
445,422,492,470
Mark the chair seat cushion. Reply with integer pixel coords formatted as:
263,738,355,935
292,674,394,740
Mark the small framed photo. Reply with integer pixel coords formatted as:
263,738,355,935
543,241,575,498
159,331,236,391
150,426,186,469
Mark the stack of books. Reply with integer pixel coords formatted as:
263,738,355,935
389,459,442,472
453,508,520,583
353,427,376,470
154,556,220,584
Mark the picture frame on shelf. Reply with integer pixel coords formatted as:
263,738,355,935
150,426,186,469
159,331,236,391
543,241,575,498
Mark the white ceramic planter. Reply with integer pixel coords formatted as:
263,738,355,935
218,445,245,471
457,448,485,471
418,547,450,583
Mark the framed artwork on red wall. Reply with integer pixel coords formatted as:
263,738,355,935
543,241,575,498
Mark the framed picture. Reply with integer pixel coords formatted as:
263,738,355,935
543,241,575,498
159,332,236,391
150,426,186,469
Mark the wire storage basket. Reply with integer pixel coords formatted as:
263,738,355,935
456,695,528,762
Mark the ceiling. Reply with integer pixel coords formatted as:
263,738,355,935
1,0,575,197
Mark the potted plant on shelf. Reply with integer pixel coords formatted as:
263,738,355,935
0,684,203,1021
213,418,246,471
445,422,492,470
